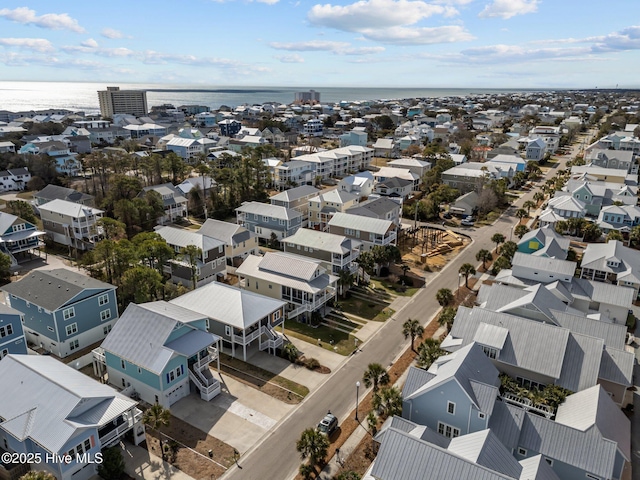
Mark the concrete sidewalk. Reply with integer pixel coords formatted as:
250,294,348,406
119,441,196,480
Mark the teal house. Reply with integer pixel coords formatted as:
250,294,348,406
94,301,221,408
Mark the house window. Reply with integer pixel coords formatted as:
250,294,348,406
103,325,112,335
0,349,8,358
98,294,109,306
585,475,600,480
84,439,91,451
169,370,175,382
481,345,497,359
63,307,75,320
518,447,527,456
66,323,78,336
437,422,460,438
138,367,142,374
545,458,553,466
225,325,232,337
69,339,79,351
100,309,111,321
0,325,13,337
478,412,486,419
121,359,126,369
447,401,455,415
273,310,281,321
122,379,126,387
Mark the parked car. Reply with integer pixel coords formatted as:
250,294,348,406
461,216,475,226
317,411,338,436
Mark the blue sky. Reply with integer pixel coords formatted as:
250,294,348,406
0,0,639,88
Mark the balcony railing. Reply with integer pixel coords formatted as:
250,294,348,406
500,393,553,418
99,408,142,447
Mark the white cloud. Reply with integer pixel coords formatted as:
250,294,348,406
81,38,99,48
306,0,472,45
269,40,385,55
0,37,54,53
362,25,473,44
101,28,126,39
308,0,453,30
590,26,640,52
478,0,538,19
276,54,305,63
0,7,85,33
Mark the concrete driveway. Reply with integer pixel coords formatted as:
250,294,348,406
170,373,295,454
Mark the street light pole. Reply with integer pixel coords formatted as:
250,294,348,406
458,273,462,300
355,381,361,422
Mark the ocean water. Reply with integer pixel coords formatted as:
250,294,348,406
0,81,542,114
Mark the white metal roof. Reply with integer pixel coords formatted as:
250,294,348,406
328,212,394,235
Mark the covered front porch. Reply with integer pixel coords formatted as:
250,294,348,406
225,317,285,362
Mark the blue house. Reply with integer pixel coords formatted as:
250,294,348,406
236,201,303,242
94,301,221,408
2,269,118,358
516,225,569,259
0,212,45,267
402,342,500,438
0,303,26,357
0,354,144,480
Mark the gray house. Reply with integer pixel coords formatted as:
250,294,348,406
284,228,361,275
236,201,303,242
34,184,95,207
170,281,286,361
403,342,500,438
155,226,226,287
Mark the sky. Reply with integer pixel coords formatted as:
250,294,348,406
0,0,639,88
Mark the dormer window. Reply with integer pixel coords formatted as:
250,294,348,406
481,345,498,359
607,260,620,268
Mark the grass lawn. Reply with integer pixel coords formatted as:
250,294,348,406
285,321,357,356
371,278,419,297
16,191,34,199
338,295,388,320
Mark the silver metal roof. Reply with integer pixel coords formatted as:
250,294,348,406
37,198,103,217
269,185,318,202
512,252,576,277
170,281,285,330
556,332,603,392
155,225,224,252
236,253,337,294
101,302,208,374
285,229,360,255
235,201,302,220
598,346,634,386
448,429,523,479
518,455,561,480
551,309,626,350
371,428,516,480
198,219,253,245
328,212,394,235
0,355,136,454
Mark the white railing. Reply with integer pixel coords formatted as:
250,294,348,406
99,408,141,447
92,347,105,365
501,393,553,418
260,325,283,350
188,366,220,400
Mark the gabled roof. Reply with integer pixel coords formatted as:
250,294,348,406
556,385,630,460
375,415,450,449
371,428,517,480
35,184,93,204
0,355,136,453
269,185,318,203
517,226,570,259
346,197,399,218
235,201,303,220
570,277,635,309
2,268,114,311
170,281,285,330
581,240,640,283
310,189,359,205
477,283,567,323
328,212,394,235
101,302,212,374
141,183,187,205
155,225,224,253
37,199,103,218
448,429,523,479
197,219,253,245
404,343,499,415
512,252,576,277
284,228,360,254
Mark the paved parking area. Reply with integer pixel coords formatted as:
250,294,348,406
170,373,295,454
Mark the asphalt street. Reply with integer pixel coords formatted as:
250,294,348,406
222,130,594,480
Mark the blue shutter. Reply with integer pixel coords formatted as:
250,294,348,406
180,365,184,375
166,373,170,384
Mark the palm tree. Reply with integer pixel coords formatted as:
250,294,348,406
416,338,444,369
143,403,171,432
366,411,379,437
523,200,536,215
372,386,403,419
437,306,456,331
533,191,545,204
606,230,624,242
363,363,390,393
402,318,424,352
458,263,476,288
296,428,329,472
491,233,505,254
436,288,453,307
337,268,355,298
514,224,529,239
555,220,568,234
283,342,300,362
475,249,492,270
515,208,528,222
